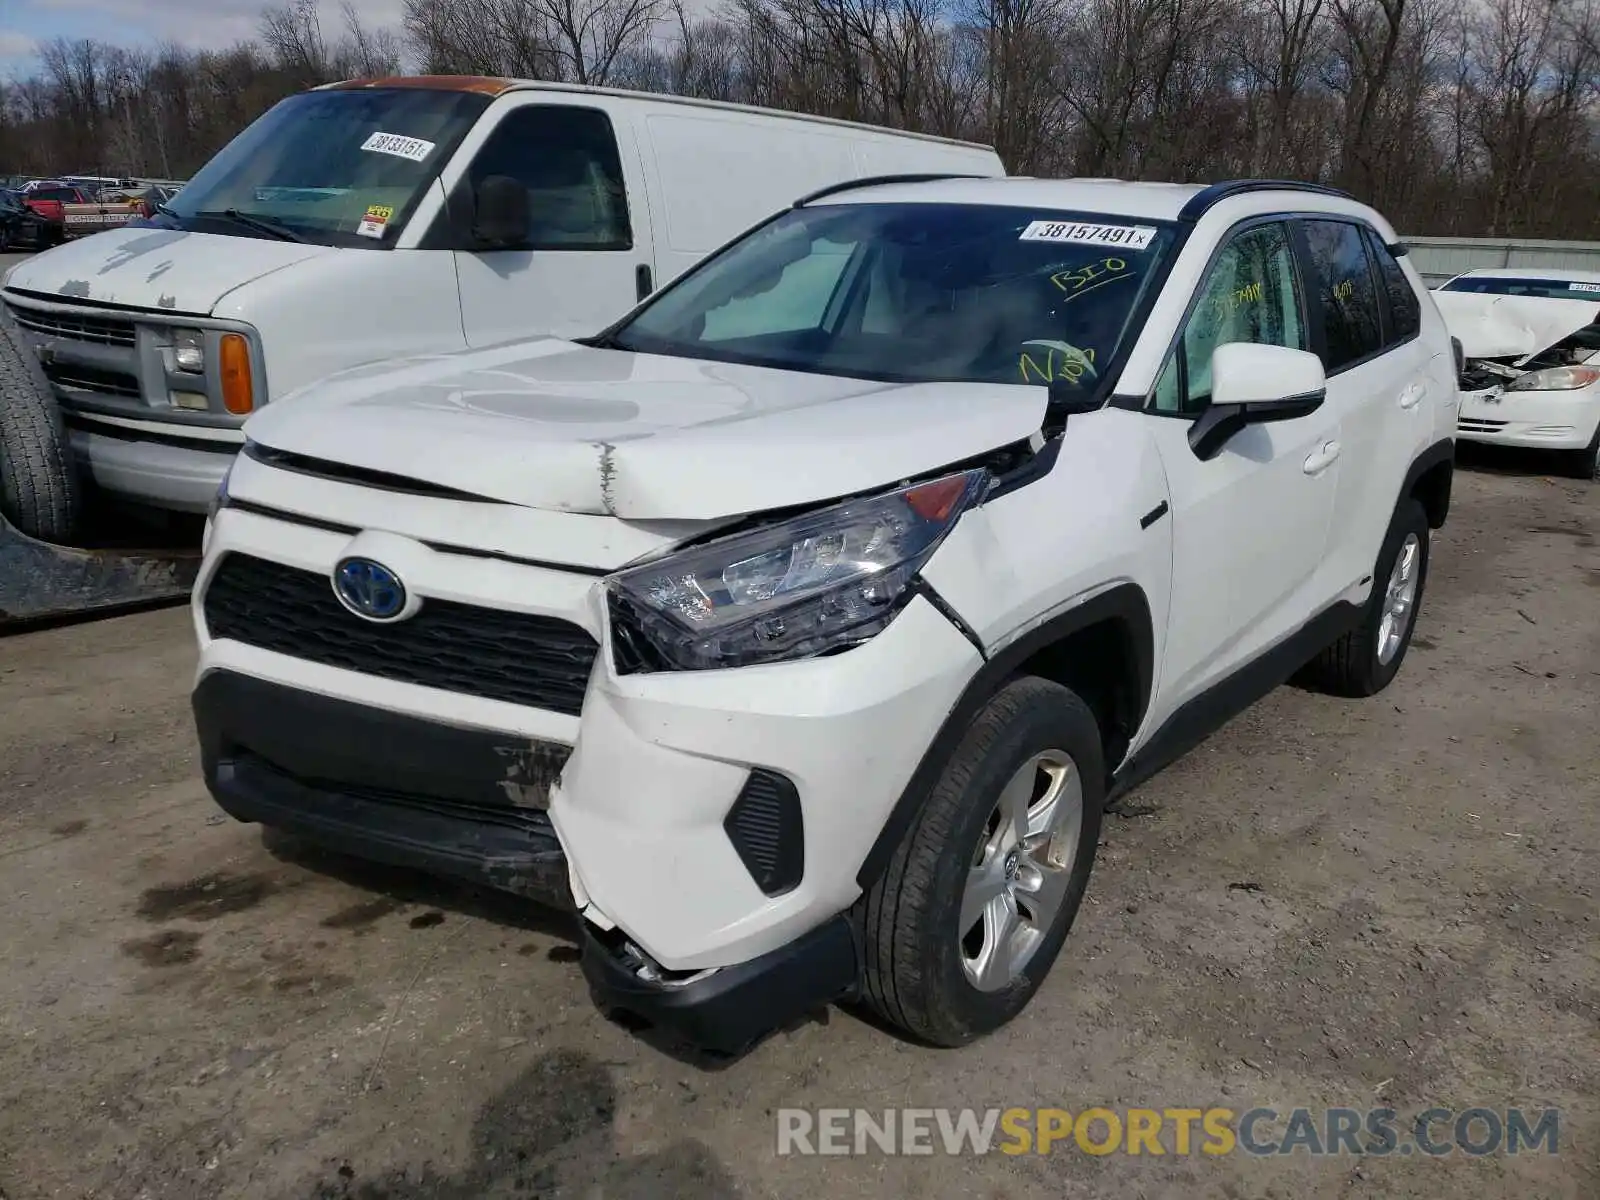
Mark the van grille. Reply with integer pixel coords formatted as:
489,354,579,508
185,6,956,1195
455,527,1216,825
42,361,141,399
203,553,599,716
3,300,137,347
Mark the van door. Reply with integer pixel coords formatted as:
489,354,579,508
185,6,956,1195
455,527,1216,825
453,103,654,347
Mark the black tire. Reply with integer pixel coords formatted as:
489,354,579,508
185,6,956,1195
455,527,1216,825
0,308,80,542
857,676,1106,1047
1564,425,1599,482
1301,499,1431,698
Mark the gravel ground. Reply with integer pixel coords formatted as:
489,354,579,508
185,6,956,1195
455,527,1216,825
0,309,1596,1194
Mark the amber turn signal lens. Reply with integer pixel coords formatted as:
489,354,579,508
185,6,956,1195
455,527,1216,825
219,333,254,415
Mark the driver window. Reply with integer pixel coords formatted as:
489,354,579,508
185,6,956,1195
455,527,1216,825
1151,222,1305,415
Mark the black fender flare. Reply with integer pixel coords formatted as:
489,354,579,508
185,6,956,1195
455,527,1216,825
854,581,1153,889
1402,437,1455,529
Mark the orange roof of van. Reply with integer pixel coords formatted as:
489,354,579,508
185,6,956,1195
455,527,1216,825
323,75,520,97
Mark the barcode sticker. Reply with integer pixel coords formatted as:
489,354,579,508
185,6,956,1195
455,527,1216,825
1569,282,1600,294
1020,220,1158,250
361,132,436,163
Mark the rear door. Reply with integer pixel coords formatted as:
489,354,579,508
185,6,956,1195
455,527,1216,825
453,102,654,347
1293,218,1434,599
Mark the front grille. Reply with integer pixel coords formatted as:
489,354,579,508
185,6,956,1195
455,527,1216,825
4,300,136,347
42,360,140,399
1458,417,1508,434
203,553,599,716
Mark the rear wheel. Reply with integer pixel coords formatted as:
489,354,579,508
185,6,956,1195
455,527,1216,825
857,676,1105,1047
1301,499,1430,698
0,308,80,542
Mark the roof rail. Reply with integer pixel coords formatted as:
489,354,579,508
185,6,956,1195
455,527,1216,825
792,173,988,208
1178,179,1355,223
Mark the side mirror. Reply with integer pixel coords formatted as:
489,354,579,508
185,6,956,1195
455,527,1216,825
1188,342,1327,461
472,175,530,249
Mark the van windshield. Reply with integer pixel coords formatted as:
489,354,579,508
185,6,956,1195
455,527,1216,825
149,88,491,248
606,202,1178,388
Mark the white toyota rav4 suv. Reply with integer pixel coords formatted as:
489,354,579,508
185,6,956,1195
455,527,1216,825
192,177,1458,1054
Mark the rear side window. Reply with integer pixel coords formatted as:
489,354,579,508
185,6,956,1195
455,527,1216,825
1300,219,1384,371
1365,230,1420,342
467,105,631,250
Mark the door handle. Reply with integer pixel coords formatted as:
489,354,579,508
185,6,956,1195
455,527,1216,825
1399,383,1425,409
1303,440,1341,475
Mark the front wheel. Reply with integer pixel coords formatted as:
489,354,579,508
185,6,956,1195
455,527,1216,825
1301,499,1431,698
857,676,1105,1047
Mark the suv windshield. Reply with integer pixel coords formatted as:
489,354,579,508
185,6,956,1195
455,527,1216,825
608,203,1178,388
152,88,491,248
1441,275,1600,301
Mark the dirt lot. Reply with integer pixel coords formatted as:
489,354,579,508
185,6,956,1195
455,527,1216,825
2,446,1598,1195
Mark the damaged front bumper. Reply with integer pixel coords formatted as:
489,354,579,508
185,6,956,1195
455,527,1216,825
1456,383,1600,450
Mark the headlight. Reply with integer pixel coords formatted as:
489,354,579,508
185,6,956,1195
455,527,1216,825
608,469,989,671
173,328,205,373
1505,365,1600,392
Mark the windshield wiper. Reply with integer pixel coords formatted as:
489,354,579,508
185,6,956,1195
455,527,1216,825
197,208,310,244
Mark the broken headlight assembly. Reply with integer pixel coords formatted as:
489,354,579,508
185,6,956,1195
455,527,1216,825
607,469,989,672
1504,365,1600,393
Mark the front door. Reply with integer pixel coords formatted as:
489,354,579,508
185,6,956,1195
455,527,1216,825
455,104,654,348
1141,220,1342,719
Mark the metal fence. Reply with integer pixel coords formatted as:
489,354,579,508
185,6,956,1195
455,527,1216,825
1403,236,1600,287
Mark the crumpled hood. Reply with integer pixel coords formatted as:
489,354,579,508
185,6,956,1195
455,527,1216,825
244,338,1049,521
0,226,331,316
1434,290,1600,363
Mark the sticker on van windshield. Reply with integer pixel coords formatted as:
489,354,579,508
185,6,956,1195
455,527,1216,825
1020,220,1157,250
361,131,436,163
1570,282,1600,293
357,204,394,240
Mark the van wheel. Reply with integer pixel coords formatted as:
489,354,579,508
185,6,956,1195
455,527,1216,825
0,308,80,542
857,677,1105,1047
1301,499,1430,698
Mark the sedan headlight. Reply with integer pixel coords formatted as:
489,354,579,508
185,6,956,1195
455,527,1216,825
608,469,989,671
1505,365,1600,392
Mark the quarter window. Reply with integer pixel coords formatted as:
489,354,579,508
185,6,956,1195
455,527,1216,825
1365,230,1421,343
1152,222,1306,415
466,106,631,250
1301,219,1384,370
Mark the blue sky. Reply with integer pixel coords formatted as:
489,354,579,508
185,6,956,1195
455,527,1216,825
1,0,406,75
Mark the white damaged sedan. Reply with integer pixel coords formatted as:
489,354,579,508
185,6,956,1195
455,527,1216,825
1436,268,1600,480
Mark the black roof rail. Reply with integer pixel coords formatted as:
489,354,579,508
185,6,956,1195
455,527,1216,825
792,173,989,208
1178,179,1356,223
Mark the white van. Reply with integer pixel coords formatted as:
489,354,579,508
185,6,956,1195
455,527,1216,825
0,76,1004,514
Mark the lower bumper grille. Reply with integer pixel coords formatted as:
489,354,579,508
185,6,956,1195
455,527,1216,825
1458,417,1508,434
203,553,600,715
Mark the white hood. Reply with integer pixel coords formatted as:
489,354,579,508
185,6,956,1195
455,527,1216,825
244,339,1049,521
1434,290,1600,363
0,226,332,315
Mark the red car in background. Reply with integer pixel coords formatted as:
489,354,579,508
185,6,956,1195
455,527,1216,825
17,183,91,246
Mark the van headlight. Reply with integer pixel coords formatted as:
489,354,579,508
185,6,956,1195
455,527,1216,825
607,469,988,672
173,328,205,373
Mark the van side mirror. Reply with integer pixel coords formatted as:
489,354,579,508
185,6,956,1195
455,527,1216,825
472,175,530,249
1188,342,1327,461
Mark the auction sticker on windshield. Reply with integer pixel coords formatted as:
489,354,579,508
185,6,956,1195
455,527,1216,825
357,204,394,240
1020,221,1157,250
1571,282,1600,294
361,131,436,163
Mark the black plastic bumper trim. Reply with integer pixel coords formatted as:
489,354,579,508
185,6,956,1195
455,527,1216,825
581,915,860,1056
194,670,574,903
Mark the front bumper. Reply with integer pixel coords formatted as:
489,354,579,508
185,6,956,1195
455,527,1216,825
194,502,982,976
1456,383,1600,451
71,423,237,512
